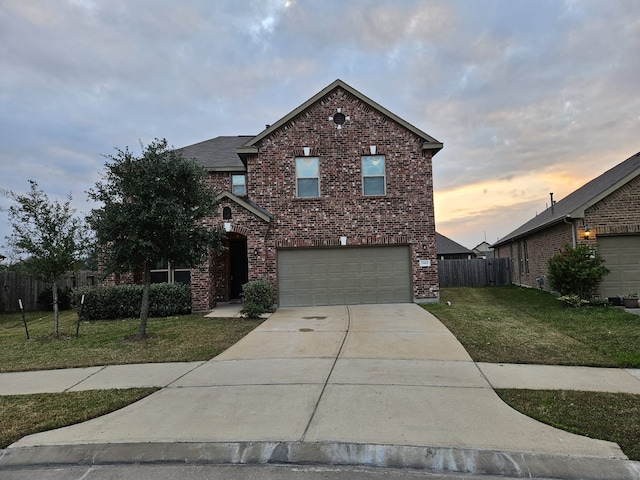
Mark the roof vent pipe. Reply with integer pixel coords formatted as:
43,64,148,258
550,193,554,214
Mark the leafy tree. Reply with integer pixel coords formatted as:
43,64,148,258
547,243,609,300
2,180,88,335
87,138,224,337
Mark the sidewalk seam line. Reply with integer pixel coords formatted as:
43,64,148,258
64,366,108,392
300,305,351,441
165,361,208,388
474,362,497,390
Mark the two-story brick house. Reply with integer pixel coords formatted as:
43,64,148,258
165,80,443,310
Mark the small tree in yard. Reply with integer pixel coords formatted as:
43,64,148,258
87,138,224,337
547,243,609,301
2,180,88,335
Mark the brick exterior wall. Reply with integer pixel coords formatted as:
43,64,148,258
190,86,438,309
494,174,640,293
495,222,573,290
584,174,640,238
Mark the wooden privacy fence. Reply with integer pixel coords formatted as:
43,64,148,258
438,258,511,287
0,271,99,313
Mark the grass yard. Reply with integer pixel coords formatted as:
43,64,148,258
0,310,263,372
0,309,262,448
0,388,157,449
424,286,640,367
497,389,640,461
425,286,640,460
3,292,640,459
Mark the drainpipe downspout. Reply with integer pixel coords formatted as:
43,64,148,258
563,215,576,247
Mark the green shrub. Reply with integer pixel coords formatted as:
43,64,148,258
547,244,609,300
148,283,191,317
241,279,275,318
73,283,191,320
557,294,590,308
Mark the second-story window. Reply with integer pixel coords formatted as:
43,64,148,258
295,157,319,197
231,174,246,196
362,155,386,195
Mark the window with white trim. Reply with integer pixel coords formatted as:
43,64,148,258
150,259,191,285
231,174,246,196
295,157,319,197
362,155,386,195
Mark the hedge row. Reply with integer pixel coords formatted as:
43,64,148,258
73,283,191,321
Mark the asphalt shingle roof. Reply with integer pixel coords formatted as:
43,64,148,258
494,151,640,246
177,136,253,170
436,232,472,255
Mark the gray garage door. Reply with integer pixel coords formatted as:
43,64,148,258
597,235,640,298
277,246,411,307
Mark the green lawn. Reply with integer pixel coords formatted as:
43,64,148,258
0,310,262,373
497,389,640,461
424,286,640,367
3,293,640,460
425,286,640,460
0,388,157,449
0,309,263,448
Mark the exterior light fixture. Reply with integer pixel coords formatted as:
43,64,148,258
584,227,590,240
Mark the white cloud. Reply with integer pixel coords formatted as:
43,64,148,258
1,0,639,252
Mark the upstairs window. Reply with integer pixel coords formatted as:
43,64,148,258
295,157,319,197
231,174,246,196
362,155,386,195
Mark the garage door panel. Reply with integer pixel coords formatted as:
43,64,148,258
361,264,376,275
312,278,329,289
344,263,360,275
360,293,378,304
344,291,363,304
361,277,378,288
312,264,327,275
621,253,639,264
277,246,411,307
598,235,640,298
279,279,297,291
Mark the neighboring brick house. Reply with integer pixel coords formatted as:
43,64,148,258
492,151,640,299
436,232,474,260
166,79,443,310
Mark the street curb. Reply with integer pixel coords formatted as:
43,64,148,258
2,442,640,480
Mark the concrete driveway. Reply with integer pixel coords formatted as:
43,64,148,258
4,304,638,479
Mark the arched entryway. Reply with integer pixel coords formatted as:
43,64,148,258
228,233,248,300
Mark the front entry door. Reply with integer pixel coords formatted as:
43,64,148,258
229,238,248,300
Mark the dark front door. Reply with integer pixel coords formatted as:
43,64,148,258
229,238,248,300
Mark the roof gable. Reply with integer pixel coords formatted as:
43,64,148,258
215,191,273,222
494,151,640,245
237,79,443,157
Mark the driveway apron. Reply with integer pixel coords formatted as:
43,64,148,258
9,304,625,460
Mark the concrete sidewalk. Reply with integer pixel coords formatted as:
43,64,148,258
2,360,640,397
2,304,640,480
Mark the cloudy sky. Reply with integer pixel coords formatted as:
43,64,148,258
1,0,639,256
